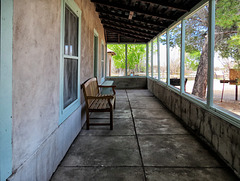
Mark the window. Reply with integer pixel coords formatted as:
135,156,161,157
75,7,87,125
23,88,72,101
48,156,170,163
159,33,167,83
213,0,240,117
60,0,81,123
169,23,181,89
184,4,209,101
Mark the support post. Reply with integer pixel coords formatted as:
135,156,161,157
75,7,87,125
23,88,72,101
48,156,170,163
207,0,215,107
180,20,186,94
157,36,160,80
166,30,170,85
125,44,127,76
146,43,149,77
151,40,153,78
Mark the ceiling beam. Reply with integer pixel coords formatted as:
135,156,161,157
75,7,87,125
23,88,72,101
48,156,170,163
91,0,176,21
102,22,154,38
137,0,189,12
104,26,150,41
97,10,168,28
100,16,161,33
101,19,159,35
105,29,148,43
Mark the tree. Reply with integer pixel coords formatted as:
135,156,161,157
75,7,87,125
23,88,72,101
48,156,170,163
107,44,146,75
164,0,240,98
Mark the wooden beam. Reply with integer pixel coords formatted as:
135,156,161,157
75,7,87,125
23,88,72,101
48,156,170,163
96,8,168,28
100,16,161,33
128,11,134,20
103,24,153,39
91,0,176,21
101,20,157,37
137,0,189,12
104,26,150,41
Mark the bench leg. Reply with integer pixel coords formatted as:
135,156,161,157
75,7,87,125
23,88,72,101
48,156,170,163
110,110,113,130
86,110,90,130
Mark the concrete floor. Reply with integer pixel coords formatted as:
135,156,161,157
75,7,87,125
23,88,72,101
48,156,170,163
51,89,238,181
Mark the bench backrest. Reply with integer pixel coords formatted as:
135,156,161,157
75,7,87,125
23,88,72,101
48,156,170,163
82,77,99,107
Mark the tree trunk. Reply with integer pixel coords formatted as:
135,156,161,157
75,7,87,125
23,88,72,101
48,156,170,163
192,36,208,98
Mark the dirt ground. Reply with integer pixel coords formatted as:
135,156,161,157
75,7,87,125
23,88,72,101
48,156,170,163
186,79,240,117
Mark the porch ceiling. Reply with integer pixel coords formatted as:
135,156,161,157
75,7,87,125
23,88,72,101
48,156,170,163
91,0,201,43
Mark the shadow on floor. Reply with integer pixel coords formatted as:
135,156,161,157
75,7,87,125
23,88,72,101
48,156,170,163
51,89,238,181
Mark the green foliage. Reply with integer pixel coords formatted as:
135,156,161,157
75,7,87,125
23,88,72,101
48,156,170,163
215,0,240,65
185,51,200,71
107,44,126,69
107,44,146,72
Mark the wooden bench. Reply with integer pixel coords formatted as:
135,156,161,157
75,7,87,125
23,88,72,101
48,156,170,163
82,77,116,130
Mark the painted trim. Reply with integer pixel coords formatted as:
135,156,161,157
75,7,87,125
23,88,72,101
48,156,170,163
146,43,149,77
59,0,81,124
125,44,127,76
0,0,13,180
207,0,215,108
180,20,185,94
157,36,160,81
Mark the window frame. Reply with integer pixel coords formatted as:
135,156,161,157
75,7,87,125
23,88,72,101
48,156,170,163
59,0,81,124
0,0,13,179
148,0,240,128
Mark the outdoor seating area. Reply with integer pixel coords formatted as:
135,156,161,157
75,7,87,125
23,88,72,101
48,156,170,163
51,89,238,180
1,0,240,180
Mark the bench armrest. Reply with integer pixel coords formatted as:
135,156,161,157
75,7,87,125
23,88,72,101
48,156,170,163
98,85,116,94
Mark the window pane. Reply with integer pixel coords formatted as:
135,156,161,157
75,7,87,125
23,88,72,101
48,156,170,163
107,44,126,76
213,0,240,116
148,42,152,76
184,4,209,101
153,38,158,79
64,58,78,108
64,6,78,56
159,33,167,83
127,44,146,76
169,23,181,89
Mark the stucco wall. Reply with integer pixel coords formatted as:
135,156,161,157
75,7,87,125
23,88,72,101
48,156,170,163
147,78,240,178
12,0,61,171
11,0,105,180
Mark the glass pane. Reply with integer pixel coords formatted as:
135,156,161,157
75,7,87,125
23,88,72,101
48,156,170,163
107,44,126,76
159,33,167,83
148,42,152,76
64,6,78,56
184,4,209,101
213,0,240,116
153,38,158,79
169,23,181,89
64,58,78,108
127,44,146,76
